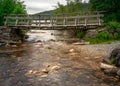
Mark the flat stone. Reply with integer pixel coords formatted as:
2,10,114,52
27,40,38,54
11,45,17,47
28,70,33,74
84,42,90,45
51,66,60,70
41,69,49,73
40,74,48,78
9,73,15,77
69,49,74,52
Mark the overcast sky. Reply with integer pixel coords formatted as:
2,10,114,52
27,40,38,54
22,0,88,14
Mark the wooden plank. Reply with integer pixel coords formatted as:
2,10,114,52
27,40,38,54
52,14,103,19
4,13,104,29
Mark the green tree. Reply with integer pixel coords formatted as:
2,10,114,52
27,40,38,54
0,0,26,25
54,0,89,14
90,0,120,22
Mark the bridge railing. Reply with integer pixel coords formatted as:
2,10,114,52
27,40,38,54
4,12,104,28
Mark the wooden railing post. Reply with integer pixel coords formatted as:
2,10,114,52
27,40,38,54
50,16,53,27
4,15,8,26
75,15,79,26
77,14,80,25
63,17,66,26
38,15,41,27
97,12,101,25
85,14,88,26
15,15,18,26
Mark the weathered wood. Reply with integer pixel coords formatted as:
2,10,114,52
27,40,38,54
100,63,117,69
3,12,104,30
100,62,120,76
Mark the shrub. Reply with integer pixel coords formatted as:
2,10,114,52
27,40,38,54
85,31,114,44
96,31,114,41
107,21,120,33
76,31,83,39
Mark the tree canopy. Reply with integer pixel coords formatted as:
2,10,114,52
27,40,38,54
90,0,120,22
0,0,27,25
54,0,89,14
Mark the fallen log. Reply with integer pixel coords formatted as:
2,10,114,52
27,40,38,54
100,63,117,69
100,63,120,76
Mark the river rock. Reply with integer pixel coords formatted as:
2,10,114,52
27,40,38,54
85,30,98,38
69,49,74,52
109,48,120,67
41,69,49,73
11,45,17,47
36,40,42,43
28,70,33,74
40,74,48,78
117,70,120,76
9,73,15,77
49,39,55,42
84,42,90,45
51,66,60,70
5,43,10,47
103,68,118,76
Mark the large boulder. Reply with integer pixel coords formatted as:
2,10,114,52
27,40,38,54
101,48,120,77
109,48,120,67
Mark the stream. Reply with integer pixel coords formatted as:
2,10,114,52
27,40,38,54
0,30,119,86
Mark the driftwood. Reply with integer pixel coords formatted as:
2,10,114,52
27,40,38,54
100,63,117,69
101,48,120,77
73,42,90,45
100,63,120,76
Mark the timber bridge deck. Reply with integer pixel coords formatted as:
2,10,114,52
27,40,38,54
3,12,104,30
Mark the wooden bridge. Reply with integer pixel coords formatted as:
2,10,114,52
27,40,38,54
3,12,104,30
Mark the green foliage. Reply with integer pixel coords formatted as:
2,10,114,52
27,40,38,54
96,31,114,40
85,31,114,44
22,29,30,34
109,57,115,65
107,21,120,33
90,0,120,22
0,0,27,25
107,21,120,29
106,21,120,40
54,1,89,14
76,31,83,39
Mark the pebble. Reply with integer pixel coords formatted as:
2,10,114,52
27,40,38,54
40,74,48,78
84,42,90,45
5,43,10,47
32,70,38,74
28,70,33,74
69,49,74,52
94,56,100,59
11,45,17,47
51,66,60,70
36,40,42,42
9,73,15,77
47,47,52,49
41,69,49,73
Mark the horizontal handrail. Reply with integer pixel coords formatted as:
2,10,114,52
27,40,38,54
4,12,104,29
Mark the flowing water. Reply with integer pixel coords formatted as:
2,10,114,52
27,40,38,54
0,30,119,86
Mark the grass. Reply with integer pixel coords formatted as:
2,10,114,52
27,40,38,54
84,31,119,44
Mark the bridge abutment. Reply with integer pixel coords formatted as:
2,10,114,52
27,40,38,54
0,27,27,44
10,28,26,42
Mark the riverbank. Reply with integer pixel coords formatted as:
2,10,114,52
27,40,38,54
0,41,120,86
0,30,120,86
